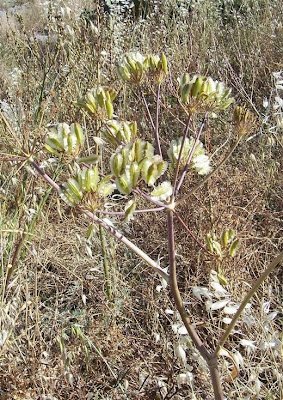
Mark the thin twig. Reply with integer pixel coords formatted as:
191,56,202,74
174,212,214,256
175,112,208,195
140,89,155,131
172,115,192,193
154,83,163,157
93,206,165,216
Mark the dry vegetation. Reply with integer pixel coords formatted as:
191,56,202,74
0,1,282,399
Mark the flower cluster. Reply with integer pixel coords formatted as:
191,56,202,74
117,52,168,84
59,167,115,209
45,123,84,157
110,139,168,194
75,87,116,120
178,74,234,112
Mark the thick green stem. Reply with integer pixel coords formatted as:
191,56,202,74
214,251,283,356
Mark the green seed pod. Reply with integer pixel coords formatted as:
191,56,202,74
46,136,65,151
161,53,168,74
130,121,137,136
44,144,61,156
110,153,124,177
221,230,229,248
191,76,203,97
89,167,99,191
146,163,158,186
77,154,99,164
140,158,152,182
67,132,77,153
134,139,143,163
217,273,228,286
84,169,92,192
156,160,168,176
116,174,132,195
206,234,214,253
212,240,222,257
228,229,235,241
121,146,131,170
229,239,240,257
143,141,154,159
99,182,116,197
96,91,105,108
117,65,130,81
180,73,190,86
66,178,83,202
83,95,96,114
124,200,136,222
130,162,140,187
123,123,132,142
181,83,191,103
59,187,77,207
87,224,95,240
126,55,136,73
106,99,113,119
72,123,84,146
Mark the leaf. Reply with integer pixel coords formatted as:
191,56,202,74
210,299,230,311
192,286,213,301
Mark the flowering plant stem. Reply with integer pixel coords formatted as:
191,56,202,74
167,208,224,400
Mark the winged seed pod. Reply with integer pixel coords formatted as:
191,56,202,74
75,87,116,120
233,106,257,137
151,181,173,201
147,53,168,83
103,120,137,146
229,239,240,257
124,200,136,222
117,52,148,83
45,123,85,157
168,136,211,174
59,167,115,210
178,74,234,112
